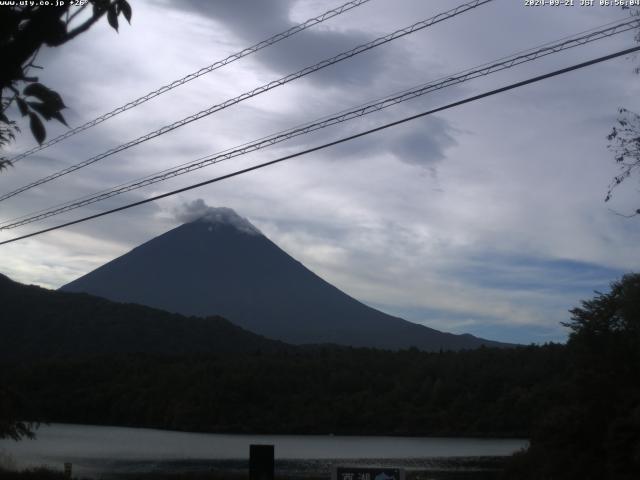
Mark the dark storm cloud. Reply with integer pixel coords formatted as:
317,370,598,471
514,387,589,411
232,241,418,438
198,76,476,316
180,0,291,38
169,0,392,86
389,117,457,166
321,114,457,167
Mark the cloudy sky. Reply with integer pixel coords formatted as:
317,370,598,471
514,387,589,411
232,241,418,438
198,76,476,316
1,0,640,344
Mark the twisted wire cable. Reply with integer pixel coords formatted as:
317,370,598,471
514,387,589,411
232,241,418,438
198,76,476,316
0,0,494,203
2,44,639,246
7,0,374,164
2,15,637,230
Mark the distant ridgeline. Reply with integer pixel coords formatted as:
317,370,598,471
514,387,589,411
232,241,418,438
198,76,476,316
59,208,510,351
0,273,287,359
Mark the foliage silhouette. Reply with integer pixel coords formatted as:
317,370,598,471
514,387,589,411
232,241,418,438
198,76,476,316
606,6,640,215
505,273,640,479
0,0,132,170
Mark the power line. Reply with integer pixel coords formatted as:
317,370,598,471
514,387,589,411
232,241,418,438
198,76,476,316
0,0,493,203
2,44,638,247
7,0,374,164
2,16,635,228
2,16,637,230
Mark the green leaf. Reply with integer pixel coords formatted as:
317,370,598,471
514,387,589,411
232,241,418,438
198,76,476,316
93,0,109,15
107,5,119,31
119,0,132,23
23,82,50,99
25,101,67,126
29,112,46,145
51,111,68,127
16,97,29,117
0,159,13,172
27,101,53,120
45,90,66,111
23,83,65,110
42,18,67,46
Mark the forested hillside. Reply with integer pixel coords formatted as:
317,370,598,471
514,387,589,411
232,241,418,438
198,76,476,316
2,345,566,437
0,273,287,359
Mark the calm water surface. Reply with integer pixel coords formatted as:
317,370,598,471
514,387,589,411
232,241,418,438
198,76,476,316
0,424,527,476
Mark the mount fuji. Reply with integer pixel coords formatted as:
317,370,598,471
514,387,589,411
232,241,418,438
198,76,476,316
61,207,508,351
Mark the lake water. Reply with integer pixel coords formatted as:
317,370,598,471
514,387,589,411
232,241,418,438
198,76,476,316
0,424,528,477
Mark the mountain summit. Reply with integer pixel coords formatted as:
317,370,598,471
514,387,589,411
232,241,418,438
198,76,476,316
61,207,507,351
185,206,262,236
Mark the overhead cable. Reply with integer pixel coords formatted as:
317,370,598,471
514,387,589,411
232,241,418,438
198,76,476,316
0,0,493,203
1,44,638,246
7,0,374,164
2,16,637,230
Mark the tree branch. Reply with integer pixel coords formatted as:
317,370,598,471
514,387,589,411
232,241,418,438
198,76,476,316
63,1,116,43
66,3,89,27
608,207,640,218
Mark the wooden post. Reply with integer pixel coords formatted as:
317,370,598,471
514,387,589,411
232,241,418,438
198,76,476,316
249,444,274,480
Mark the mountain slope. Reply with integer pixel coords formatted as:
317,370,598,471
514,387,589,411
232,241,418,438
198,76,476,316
0,273,286,359
61,208,508,351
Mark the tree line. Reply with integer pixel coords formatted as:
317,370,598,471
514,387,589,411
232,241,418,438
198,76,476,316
1,344,566,438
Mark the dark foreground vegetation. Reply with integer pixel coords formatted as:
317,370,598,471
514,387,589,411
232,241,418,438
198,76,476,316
1,274,639,478
0,463,504,480
0,469,69,480
503,273,640,479
1,344,564,437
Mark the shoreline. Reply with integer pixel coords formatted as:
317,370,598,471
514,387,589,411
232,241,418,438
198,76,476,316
21,422,528,441
2,457,510,480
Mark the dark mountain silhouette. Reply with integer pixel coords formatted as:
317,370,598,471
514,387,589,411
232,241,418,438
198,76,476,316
0,272,286,359
61,207,509,351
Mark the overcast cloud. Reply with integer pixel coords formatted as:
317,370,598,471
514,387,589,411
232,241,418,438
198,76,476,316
1,0,639,344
